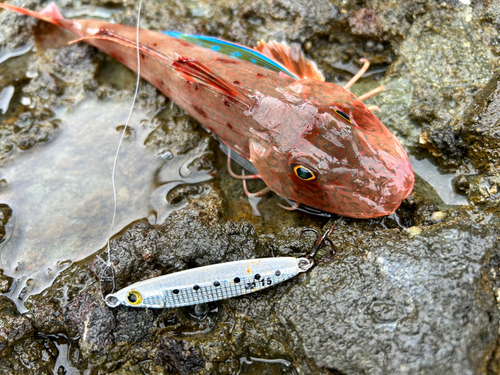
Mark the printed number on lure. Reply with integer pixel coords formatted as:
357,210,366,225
105,257,313,308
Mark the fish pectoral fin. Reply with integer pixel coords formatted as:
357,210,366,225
172,56,254,107
67,29,168,63
254,41,325,82
70,32,252,106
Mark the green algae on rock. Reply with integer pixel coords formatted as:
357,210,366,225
398,2,495,167
0,295,58,373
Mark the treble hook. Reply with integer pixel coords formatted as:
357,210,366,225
299,223,336,259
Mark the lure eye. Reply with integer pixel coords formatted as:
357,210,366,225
334,109,352,123
126,290,143,306
294,165,316,181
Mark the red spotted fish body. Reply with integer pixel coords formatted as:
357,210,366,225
0,2,414,219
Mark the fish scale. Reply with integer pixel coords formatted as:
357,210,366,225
105,257,313,308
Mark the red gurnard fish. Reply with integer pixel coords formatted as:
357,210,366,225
0,2,414,219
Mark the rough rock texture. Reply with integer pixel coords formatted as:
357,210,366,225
395,2,493,167
278,221,500,374
461,74,500,173
14,210,500,374
0,296,57,373
467,174,500,209
451,72,500,213
155,337,205,375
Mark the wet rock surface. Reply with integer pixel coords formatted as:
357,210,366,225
22,189,313,373
454,72,500,213
0,0,500,374
8,205,500,374
462,74,500,173
279,221,500,374
0,295,57,373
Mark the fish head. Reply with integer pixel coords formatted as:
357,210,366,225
250,79,414,219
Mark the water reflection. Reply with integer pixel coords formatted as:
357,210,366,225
0,42,34,65
0,97,212,311
238,356,297,375
0,86,14,114
409,155,468,206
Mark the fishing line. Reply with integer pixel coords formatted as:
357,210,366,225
100,0,143,299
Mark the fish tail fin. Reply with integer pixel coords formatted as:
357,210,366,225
0,2,65,27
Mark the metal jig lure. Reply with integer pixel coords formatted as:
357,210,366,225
104,224,335,308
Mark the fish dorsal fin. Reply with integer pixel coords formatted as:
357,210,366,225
255,40,325,82
163,31,298,80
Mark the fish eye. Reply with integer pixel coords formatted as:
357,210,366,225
293,165,316,181
126,290,143,306
333,109,352,123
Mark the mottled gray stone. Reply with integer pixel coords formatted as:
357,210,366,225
278,222,499,374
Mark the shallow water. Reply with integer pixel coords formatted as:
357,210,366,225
1,97,212,311
0,43,34,65
238,356,297,375
0,85,14,114
62,5,125,19
409,155,468,206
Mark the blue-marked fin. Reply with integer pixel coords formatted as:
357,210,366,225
163,31,298,80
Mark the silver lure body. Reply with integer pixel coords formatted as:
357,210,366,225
105,257,313,308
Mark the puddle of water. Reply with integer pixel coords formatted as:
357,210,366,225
53,340,81,375
0,97,213,311
0,43,34,64
238,356,297,375
0,86,14,114
63,6,125,20
409,155,468,206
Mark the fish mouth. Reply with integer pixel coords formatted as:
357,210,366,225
283,170,414,219
283,196,398,219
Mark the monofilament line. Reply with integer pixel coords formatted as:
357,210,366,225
104,0,143,275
